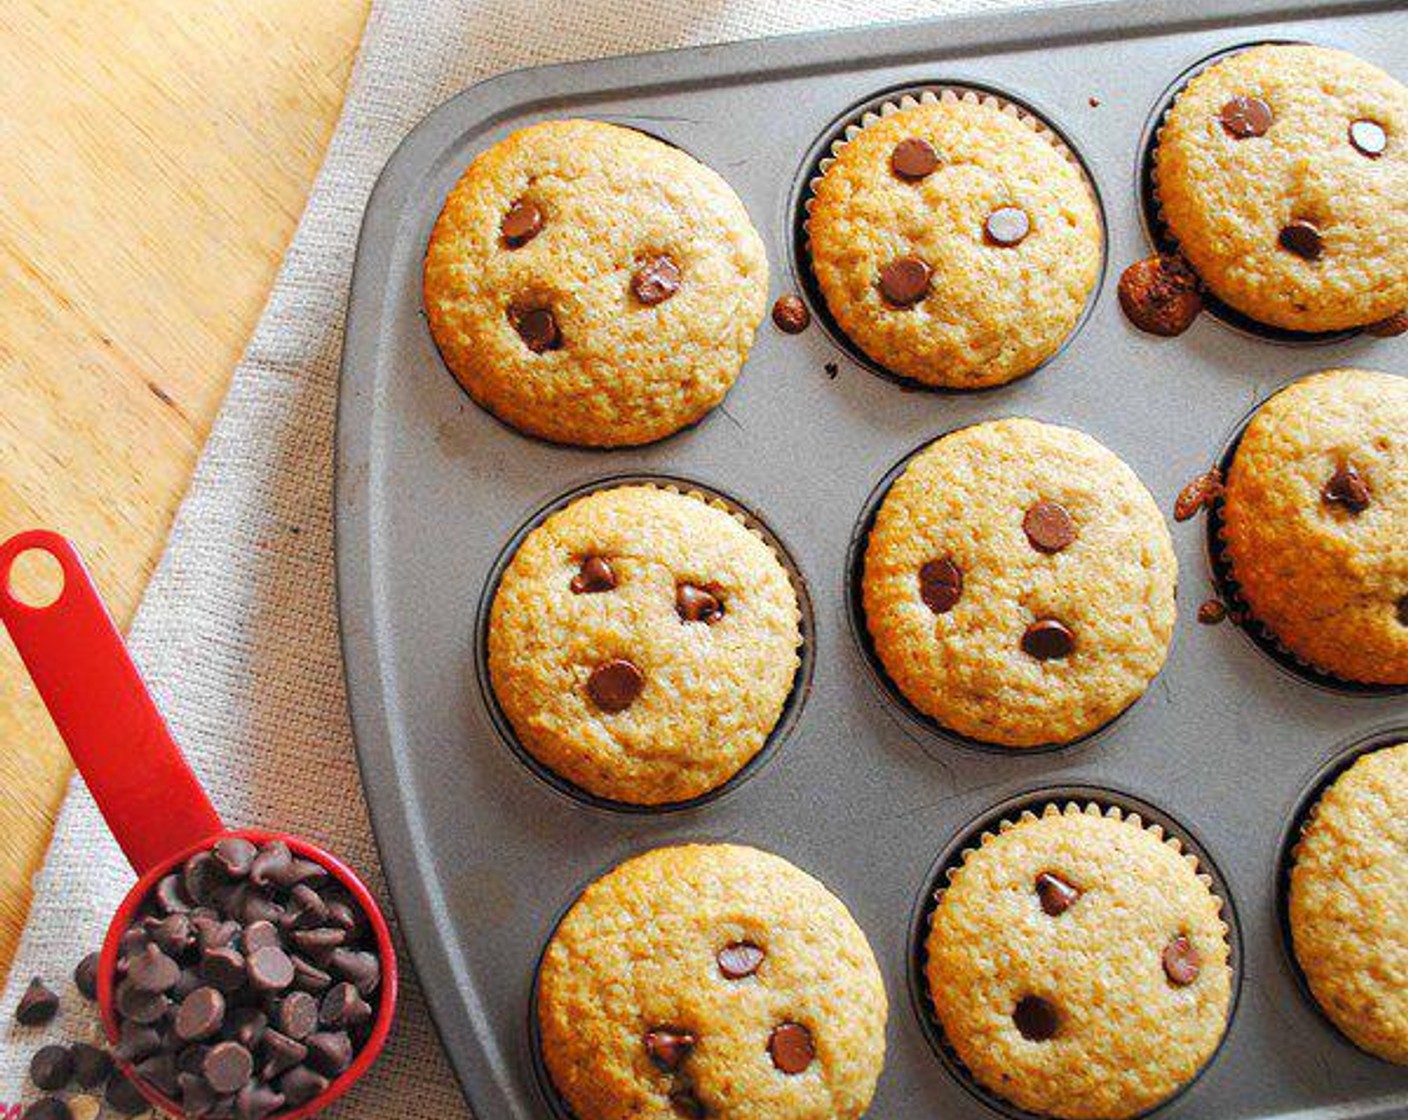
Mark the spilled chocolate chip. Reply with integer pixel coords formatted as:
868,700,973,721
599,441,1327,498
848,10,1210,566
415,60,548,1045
767,1022,815,1074
771,294,810,334
502,200,544,247
645,1027,696,1072
71,1043,113,1090
1162,934,1201,986
1174,468,1223,521
1013,995,1059,1041
1349,118,1388,158
1022,618,1075,661
16,977,60,1026
891,136,939,181
632,256,682,306
879,256,931,307
919,558,963,615
587,658,645,712
984,206,1030,247
1023,501,1077,553
717,941,765,980
22,1097,71,1120
1366,309,1408,338
1198,600,1227,625
1118,255,1203,337
73,952,100,1001
1035,872,1080,917
511,306,561,353
30,1045,75,1092
1218,95,1272,138
1279,220,1323,261
676,584,724,624
1322,464,1370,513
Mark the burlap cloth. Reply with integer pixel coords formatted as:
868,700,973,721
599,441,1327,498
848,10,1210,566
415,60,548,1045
2,0,1069,1114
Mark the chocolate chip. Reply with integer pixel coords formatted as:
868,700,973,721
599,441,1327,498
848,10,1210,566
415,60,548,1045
249,946,296,993
104,1071,149,1115
243,920,281,954
984,205,1030,247
179,1072,218,1117
891,136,939,180
30,1045,75,1092
284,884,330,932
1013,995,1059,1040
241,891,286,927
115,978,169,1024
112,1021,162,1064
632,256,682,306
195,917,241,953
570,555,617,594
676,583,724,624
261,1029,308,1081
1218,95,1272,138
17,976,60,1025
717,941,765,980
277,990,321,1040
502,199,544,247
771,294,810,333
1398,595,1408,627
586,657,645,713
236,1080,286,1120
175,986,227,1042
183,851,224,906
201,945,247,992
919,558,963,615
291,955,333,994
879,256,931,307
134,1050,179,1098
203,1041,254,1095
1035,872,1080,916
71,1043,113,1090
1349,118,1388,158
1023,501,1077,553
305,1031,354,1077
767,1022,814,1074
1322,464,1370,513
248,842,293,888
645,1027,696,1072
229,1007,269,1050
324,900,360,935
155,872,192,914
1022,618,1075,660
1279,220,1323,261
280,1066,329,1108
147,913,194,956
117,927,149,966
1197,599,1228,625
23,1098,72,1120
127,943,181,993
1366,309,1408,337
214,837,258,878
292,928,346,961
1118,254,1203,336
1162,934,1201,986
74,952,101,1000
1174,468,1223,521
511,306,561,352
319,982,372,1029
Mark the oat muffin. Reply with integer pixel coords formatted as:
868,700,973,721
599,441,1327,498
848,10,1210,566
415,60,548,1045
1220,369,1408,685
488,485,800,805
926,804,1232,1119
538,844,888,1120
425,119,768,446
807,94,1101,388
1289,742,1408,1064
862,419,1176,747
1155,44,1408,333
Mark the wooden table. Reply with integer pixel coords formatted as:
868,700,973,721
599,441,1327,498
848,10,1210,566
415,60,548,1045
0,0,369,979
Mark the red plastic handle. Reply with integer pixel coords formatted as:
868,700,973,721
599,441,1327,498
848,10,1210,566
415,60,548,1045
0,530,223,876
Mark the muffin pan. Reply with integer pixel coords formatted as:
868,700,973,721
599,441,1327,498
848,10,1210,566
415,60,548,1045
336,2,1408,1118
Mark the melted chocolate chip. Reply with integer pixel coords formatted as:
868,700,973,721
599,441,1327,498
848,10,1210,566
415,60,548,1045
1219,95,1272,138
502,200,544,247
772,294,810,334
676,584,724,624
767,1022,814,1074
1397,595,1408,626
1162,934,1201,986
645,1028,696,1072
1174,468,1224,521
1365,309,1408,338
984,206,1030,247
73,952,100,1001
919,558,963,615
1013,995,1059,1041
1279,220,1323,261
891,137,939,181
717,941,765,980
1021,618,1074,660
587,658,644,712
570,556,616,595
1322,464,1371,513
1197,600,1227,625
1022,501,1077,553
1118,255,1203,337
511,306,561,353
632,256,682,306
1035,872,1080,916
879,256,931,307
1349,119,1388,158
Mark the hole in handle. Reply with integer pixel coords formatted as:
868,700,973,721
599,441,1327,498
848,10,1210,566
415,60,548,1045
5,546,66,609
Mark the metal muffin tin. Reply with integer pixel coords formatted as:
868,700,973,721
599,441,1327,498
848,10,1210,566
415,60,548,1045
335,2,1408,1117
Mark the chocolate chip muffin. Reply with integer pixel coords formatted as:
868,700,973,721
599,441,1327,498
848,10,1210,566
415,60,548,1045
1220,368,1408,685
487,485,801,805
537,844,887,1120
1289,742,1407,1064
425,119,768,446
926,803,1232,1119
807,92,1101,388
862,419,1176,747
1154,44,1408,333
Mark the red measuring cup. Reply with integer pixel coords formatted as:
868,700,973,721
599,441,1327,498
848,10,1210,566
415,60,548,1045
0,530,397,1119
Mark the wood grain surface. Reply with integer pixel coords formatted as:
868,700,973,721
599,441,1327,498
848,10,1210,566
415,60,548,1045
0,0,368,980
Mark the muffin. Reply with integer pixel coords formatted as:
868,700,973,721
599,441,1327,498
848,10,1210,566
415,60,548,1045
1219,368,1408,685
925,803,1232,1119
807,92,1101,388
488,485,801,805
862,419,1176,747
537,844,887,1120
1154,44,1408,333
425,119,768,446
1288,742,1408,1064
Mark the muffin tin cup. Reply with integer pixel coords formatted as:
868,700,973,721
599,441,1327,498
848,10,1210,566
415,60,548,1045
1203,385,1407,697
907,786,1243,1120
1136,38,1363,347
474,472,816,815
1273,725,1408,1061
789,82,1107,391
